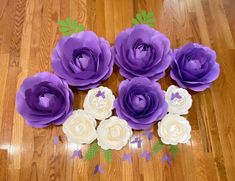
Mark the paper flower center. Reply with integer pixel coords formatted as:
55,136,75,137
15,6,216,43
75,124,85,133
96,90,105,99
38,93,55,108
186,59,202,70
132,94,147,109
170,92,185,105
135,44,149,59
107,124,125,141
109,125,121,138
73,48,96,72
91,97,106,110
75,54,90,70
167,123,183,137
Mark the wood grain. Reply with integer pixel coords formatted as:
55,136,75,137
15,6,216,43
0,0,235,180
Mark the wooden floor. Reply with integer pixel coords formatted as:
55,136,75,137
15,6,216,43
0,0,235,180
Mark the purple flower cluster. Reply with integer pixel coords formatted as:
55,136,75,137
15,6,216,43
16,23,220,129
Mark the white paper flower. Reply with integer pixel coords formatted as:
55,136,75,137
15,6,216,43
62,110,97,144
165,85,192,115
158,114,191,145
97,116,133,150
83,86,115,120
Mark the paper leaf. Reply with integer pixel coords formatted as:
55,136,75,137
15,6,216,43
104,149,112,163
84,143,100,160
152,140,165,154
169,145,180,157
132,10,155,27
58,17,84,36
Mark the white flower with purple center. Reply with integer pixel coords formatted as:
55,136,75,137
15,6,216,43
84,86,115,120
165,85,192,115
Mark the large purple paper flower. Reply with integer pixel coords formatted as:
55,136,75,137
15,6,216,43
114,77,168,130
51,31,113,90
113,24,172,80
16,72,73,128
170,43,220,91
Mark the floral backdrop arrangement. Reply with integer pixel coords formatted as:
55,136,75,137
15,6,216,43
16,10,220,174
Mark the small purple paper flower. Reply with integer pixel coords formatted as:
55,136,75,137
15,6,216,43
16,72,73,128
170,43,220,91
94,164,104,174
122,153,132,163
71,150,83,159
141,151,151,161
114,77,168,130
162,154,172,165
51,31,114,90
113,24,172,80
53,136,60,145
130,137,142,148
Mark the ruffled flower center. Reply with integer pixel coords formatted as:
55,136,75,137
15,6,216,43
135,44,149,59
170,92,185,105
185,59,202,71
132,94,147,109
107,124,125,141
72,48,96,72
38,93,55,108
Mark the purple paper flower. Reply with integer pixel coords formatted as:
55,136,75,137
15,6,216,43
51,31,114,90
16,72,73,128
114,77,168,130
170,43,220,91
113,24,172,80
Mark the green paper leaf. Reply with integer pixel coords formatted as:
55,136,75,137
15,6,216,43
132,19,139,25
146,11,154,19
136,13,143,22
152,140,165,154
132,10,155,27
84,143,100,160
104,149,112,163
169,145,180,157
140,10,147,18
58,17,85,36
